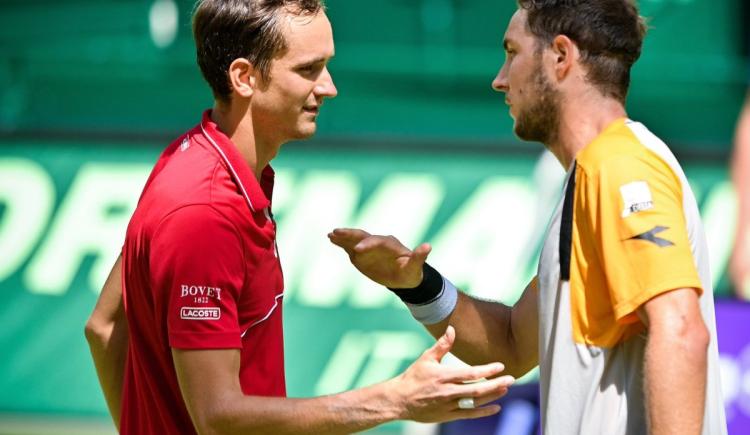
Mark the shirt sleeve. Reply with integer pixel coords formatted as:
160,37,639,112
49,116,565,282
150,204,245,349
584,153,703,323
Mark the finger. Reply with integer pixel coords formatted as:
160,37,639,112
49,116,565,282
328,228,371,251
422,325,455,362
353,235,411,256
450,404,502,420
473,388,509,408
327,233,354,253
331,228,371,237
411,243,432,265
448,375,515,400
442,362,506,383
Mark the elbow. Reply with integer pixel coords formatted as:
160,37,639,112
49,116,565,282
658,314,710,359
192,410,222,435
84,315,111,346
504,354,537,379
643,289,711,360
193,421,220,435
190,398,240,435
194,413,241,435
198,418,231,435
683,318,710,357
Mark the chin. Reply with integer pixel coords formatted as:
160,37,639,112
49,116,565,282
292,125,317,140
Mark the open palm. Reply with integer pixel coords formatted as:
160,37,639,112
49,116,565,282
328,228,431,288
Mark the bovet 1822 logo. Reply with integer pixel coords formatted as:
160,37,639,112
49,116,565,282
181,284,222,305
180,307,221,320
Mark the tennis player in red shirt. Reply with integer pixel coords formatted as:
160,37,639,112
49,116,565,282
85,1,514,433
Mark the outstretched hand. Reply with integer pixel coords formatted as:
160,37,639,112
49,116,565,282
328,228,431,288
390,325,514,423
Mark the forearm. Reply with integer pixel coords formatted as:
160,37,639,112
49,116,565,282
426,294,512,367
425,279,538,378
643,322,708,434
85,254,127,428
201,380,401,435
178,332,511,435
86,316,128,427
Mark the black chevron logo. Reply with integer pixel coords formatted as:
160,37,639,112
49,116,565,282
629,225,674,247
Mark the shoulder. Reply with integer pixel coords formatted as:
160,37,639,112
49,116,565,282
577,120,681,192
141,132,245,215
151,203,245,260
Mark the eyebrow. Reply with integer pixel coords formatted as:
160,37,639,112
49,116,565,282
294,54,334,67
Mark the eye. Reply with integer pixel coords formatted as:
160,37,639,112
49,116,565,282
297,63,324,76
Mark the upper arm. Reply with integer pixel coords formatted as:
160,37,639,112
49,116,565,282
86,254,125,334
637,287,706,337
150,205,246,350
172,348,244,434
588,153,703,323
509,276,539,369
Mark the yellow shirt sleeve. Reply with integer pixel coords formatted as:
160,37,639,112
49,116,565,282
580,151,703,323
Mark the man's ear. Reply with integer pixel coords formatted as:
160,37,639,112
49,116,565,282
550,34,577,81
227,58,257,98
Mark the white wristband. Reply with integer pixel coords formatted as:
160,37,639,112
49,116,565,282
404,276,458,325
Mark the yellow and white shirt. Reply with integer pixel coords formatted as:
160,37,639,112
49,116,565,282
537,118,727,434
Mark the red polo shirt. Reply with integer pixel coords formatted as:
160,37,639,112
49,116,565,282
120,111,286,435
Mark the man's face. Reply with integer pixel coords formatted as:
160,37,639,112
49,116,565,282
251,11,337,145
492,10,560,145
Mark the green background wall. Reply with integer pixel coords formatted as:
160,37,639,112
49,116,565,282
1,0,747,151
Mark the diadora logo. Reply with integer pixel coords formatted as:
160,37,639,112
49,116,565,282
180,307,220,320
181,284,222,301
180,137,190,152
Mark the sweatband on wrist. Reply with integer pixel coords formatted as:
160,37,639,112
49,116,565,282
388,264,458,325
388,263,444,304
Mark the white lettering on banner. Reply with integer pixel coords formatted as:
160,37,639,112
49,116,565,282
24,163,152,295
180,284,222,301
315,331,426,395
274,171,360,304
288,174,443,308
180,307,221,320
348,174,443,308
0,159,56,282
0,158,736,301
429,178,537,304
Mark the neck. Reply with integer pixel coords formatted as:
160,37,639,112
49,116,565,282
546,93,627,169
211,100,278,179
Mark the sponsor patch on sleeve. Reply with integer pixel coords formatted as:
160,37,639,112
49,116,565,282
619,181,654,217
180,307,221,320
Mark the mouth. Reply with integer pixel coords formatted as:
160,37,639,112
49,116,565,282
303,105,320,115
506,101,516,119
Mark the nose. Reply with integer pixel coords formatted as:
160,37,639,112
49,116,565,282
492,62,509,93
314,66,338,99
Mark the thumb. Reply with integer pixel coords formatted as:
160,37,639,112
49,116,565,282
412,243,432,265
423,325,455,362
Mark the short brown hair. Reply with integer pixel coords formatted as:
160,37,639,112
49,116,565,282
517,0,647,102
192,0,324,102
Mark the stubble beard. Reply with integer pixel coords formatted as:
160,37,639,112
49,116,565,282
514,63,561,147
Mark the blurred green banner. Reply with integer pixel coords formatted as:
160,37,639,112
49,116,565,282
0,138,738,428
1,0,746,151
